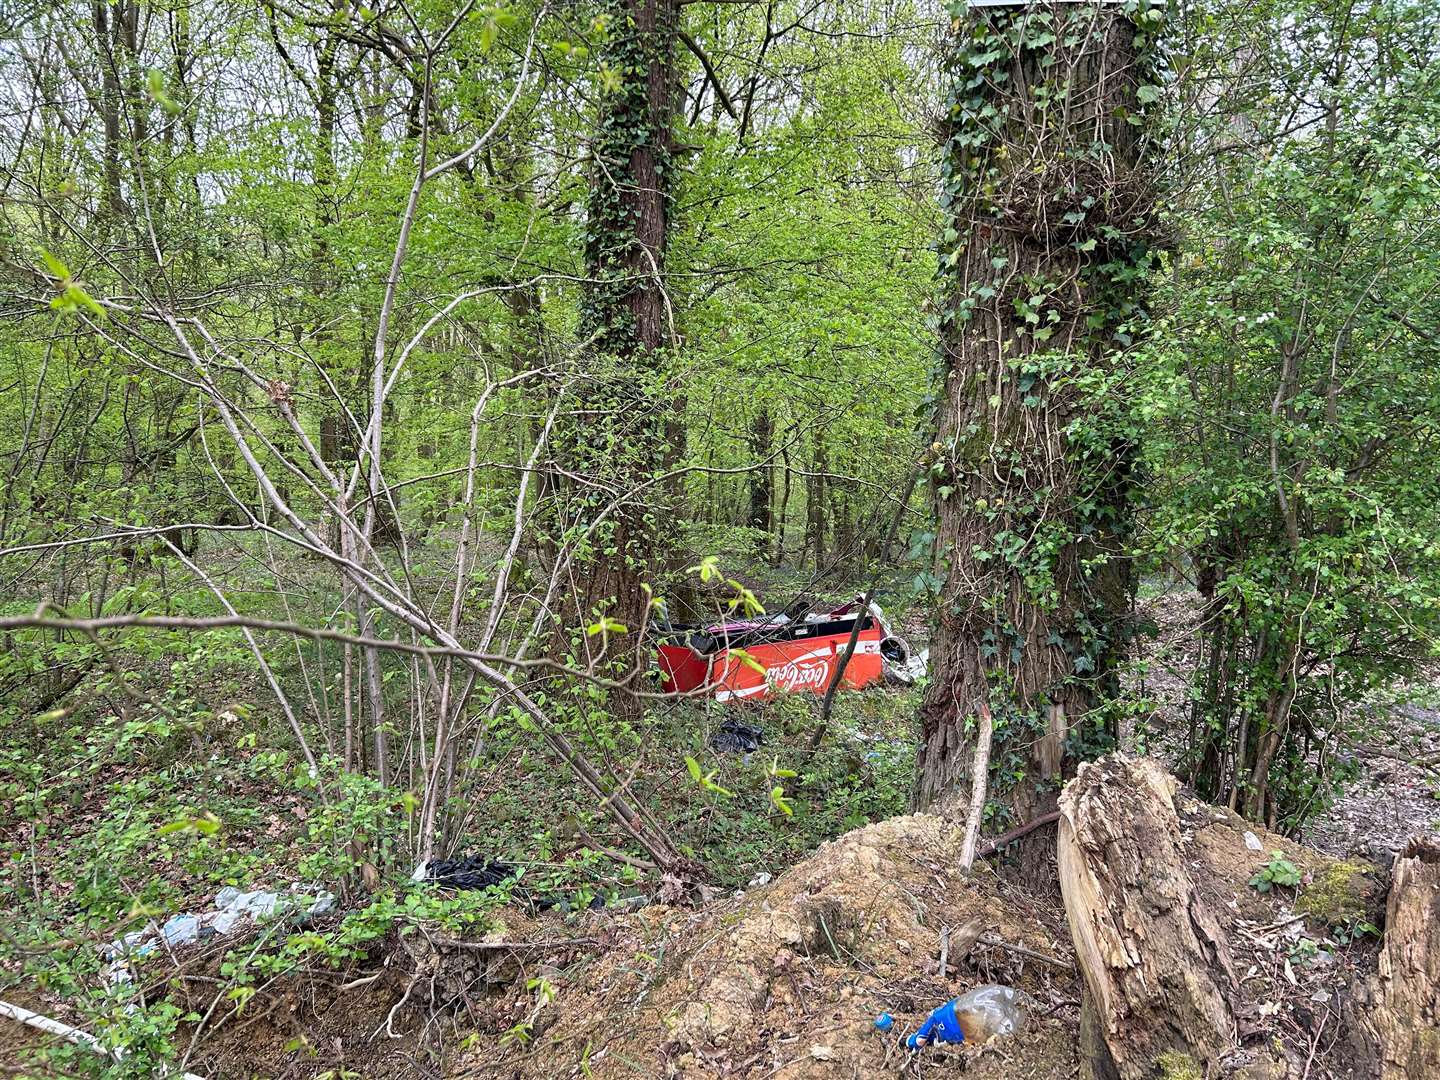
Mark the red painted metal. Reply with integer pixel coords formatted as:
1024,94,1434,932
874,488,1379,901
657,620,885,702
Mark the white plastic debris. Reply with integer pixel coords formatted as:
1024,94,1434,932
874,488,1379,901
1244,831,1264,851
104,883,337,986
161,914,202,947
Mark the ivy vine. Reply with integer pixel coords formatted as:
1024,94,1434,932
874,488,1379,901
920,0,1172,804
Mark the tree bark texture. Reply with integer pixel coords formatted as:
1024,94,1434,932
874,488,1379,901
916,4,1159,846
748,408,773,533
1058,756,1238,1080
1372,837,1440,1079
558,0,679,661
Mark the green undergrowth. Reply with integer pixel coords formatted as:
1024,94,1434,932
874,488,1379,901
0,570,923,1076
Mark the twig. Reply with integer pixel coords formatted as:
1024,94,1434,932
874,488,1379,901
432,937,599,953
339,971,386,992
0,1000,206,1080
976,933,1075,973
974,810,1061,859
810,463,922,748
381,974,418,1039
1301,1007,1327,1080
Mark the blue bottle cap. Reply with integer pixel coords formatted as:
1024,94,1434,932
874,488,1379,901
874,1012,894,1031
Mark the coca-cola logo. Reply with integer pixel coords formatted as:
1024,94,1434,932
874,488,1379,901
768,654,831,692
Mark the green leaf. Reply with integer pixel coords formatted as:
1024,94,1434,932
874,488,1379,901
38,248,69,280
769,786,793,816
728,647,766,675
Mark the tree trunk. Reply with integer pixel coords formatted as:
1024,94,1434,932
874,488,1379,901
1058,756,1239,1080
748,407,773,534
914,4,1161,854
807,426,827,572
555,0,678,682
89,1,127,226
1372,837,1440,1080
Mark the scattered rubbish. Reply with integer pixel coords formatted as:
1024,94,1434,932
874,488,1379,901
874,1012,895,1032
1244,831,1264,851
416,856,603,913
880,635,928,685
747,871,772,889
709,717,764,754
657,597,911,702
0,1000,207,1080
905,984,1033,1049
419,856,516,891
161,914,201,948
103,883,336,984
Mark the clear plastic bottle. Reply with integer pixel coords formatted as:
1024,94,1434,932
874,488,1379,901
905,984,1033,1048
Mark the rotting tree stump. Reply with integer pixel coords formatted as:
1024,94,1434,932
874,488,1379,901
1373,837,1440,1080
1058,755,1240,1080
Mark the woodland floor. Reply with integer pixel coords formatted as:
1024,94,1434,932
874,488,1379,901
1,570,1436,1078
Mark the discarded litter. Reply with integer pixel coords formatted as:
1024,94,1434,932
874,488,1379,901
161,914,201,948
417,856,516,891
416,856,603,913
880,635,928,685
657,597,921,702
104,882,336,981
905,984,1033,1049
709,717,764,754
874,1012,895,1032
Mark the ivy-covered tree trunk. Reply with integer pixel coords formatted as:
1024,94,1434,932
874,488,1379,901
915,2,1166,858
561,0,679,664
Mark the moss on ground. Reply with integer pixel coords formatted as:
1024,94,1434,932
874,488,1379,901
1295,859,1371,925
1154,1050,1202,1080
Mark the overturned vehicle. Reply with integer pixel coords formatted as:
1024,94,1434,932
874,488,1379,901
655,597,924,702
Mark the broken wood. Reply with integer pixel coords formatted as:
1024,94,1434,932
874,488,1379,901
1058,755,1239,1080
957,701,994,874
1372,836,1440,1080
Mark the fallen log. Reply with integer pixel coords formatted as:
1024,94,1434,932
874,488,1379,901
1058,755,1239,1080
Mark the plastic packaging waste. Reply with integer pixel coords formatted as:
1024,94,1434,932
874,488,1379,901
874,1012,894,1032
905,984,1032,1049
160,914,202,947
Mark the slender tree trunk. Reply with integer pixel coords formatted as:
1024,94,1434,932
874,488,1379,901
915,6,1163,871
748,407,773,534
807,427,827,572
90,1,126,226
774,435,792,566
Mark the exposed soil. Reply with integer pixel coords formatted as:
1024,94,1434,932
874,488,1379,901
2,770,1404,1080
452,814,1082,1079
411,789,1384,1079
